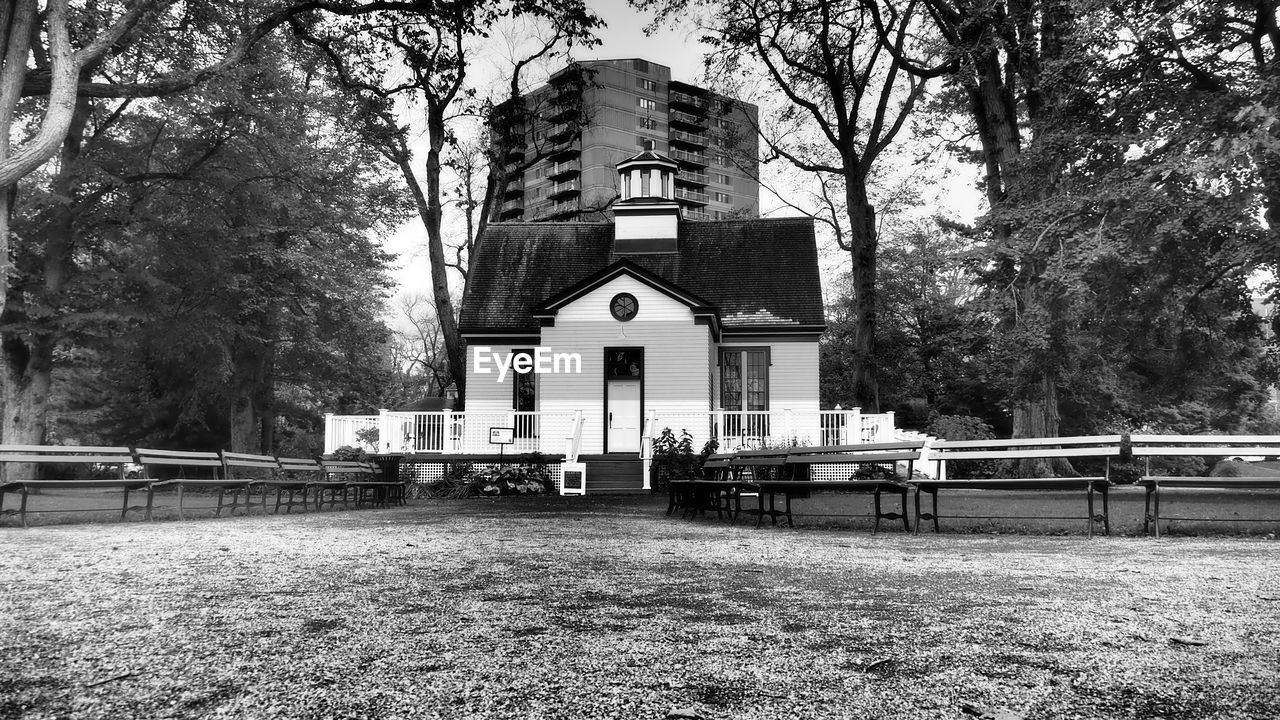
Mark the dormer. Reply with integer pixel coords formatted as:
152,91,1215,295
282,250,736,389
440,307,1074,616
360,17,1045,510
613,141,682,253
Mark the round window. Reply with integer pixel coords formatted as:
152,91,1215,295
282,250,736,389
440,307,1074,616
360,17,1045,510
610,293,638,321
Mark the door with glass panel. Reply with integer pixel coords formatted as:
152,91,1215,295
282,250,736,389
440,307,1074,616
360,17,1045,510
720,348,769,445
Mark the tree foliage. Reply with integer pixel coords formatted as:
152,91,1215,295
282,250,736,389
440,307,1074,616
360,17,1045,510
19,17,408,453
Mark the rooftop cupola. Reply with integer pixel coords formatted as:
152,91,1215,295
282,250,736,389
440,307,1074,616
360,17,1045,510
613,141,682,253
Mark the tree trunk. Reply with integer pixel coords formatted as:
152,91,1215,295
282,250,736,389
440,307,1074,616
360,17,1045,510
0,93,88,479
410,97,465,402
228,391,257,453
258,341,276,454
1010,370,1067,475
844,166,880,412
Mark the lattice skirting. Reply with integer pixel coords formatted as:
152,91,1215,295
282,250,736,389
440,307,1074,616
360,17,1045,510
397,460,564,492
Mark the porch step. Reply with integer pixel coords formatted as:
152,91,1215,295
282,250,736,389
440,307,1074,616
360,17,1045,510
580,454,646,494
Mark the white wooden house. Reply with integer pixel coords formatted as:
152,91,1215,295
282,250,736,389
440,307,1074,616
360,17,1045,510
457,149,825,488
324,149,902,491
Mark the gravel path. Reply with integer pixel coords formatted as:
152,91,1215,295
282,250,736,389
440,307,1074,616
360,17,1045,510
2,496,1277,719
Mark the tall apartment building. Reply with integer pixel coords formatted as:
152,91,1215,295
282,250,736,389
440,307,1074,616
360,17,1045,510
495,58,759,223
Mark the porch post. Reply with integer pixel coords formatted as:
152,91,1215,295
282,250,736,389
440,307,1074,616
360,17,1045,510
378,409,391,453
324,413,335,454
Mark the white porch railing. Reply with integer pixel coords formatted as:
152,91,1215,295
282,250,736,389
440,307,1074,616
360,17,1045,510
325,410,579,456
640,409,898,452
324,408,902,456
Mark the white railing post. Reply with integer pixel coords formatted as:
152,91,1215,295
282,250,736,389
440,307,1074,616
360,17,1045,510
851,407,863,443
377,409,390,453
641,410,657,490
883,411,896,442
324,413,335,454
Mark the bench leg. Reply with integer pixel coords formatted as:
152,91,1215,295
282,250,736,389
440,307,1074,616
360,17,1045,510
1143,486,1152,536
913,488,921,535
873,489,882,534
121,487,131,521
20,488,29,528
900,489,911,532
1086,484,1095,539
1153,485,1162,539
275,488,284,514
177,485,187,521
145,487,155,521
784,492,794,527
932,491,940,533
1101,487,1110,536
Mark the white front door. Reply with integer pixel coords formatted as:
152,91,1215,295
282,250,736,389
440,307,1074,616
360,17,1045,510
607,380,642,453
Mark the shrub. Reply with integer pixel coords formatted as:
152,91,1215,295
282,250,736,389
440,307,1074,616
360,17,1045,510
926,413,999,479
650,428,699,492
423,460,554,498
329,445,369,461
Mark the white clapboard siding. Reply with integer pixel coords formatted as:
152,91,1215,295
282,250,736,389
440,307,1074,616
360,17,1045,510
542,276,712,454
466,343,519,413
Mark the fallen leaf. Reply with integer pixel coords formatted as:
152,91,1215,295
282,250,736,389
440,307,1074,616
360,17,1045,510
1170,636,1208,646
864,657,894,673
666,707,701,719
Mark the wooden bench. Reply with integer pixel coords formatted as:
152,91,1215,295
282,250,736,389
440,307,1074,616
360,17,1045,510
0,446,147,527
321,459,403,509
765,441,925,532
666,453,735,518
220,451,289,514
139,448,254,520
276,456,324,513
916,436,1121,537
1130,434,1280,537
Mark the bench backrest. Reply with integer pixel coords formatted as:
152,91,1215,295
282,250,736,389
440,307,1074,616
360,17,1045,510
321,459,378,479
786,440,926,455
1129,434,1280,458
135,448,223,479
931,435,1121,480
220,450,280,479
278,457,323,475
0,445,137,480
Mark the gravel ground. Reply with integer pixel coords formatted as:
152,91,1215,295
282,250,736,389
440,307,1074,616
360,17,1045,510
2,496,1277,719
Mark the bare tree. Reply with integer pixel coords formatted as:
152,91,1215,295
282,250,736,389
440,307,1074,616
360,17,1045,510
294,0,600,403
641,0,942,411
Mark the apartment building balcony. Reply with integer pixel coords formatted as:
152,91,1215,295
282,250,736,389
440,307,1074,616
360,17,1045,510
683,209,711,221
668,90,708,113
532,200,578,220
548,179,580,199
671,148,709,167
675,170,709,186
669,110,708,130
669,129,708,149
547,122,577,142
548,159,581,179
546,100,577,122
548,141,580,161
499,200,525,220
503,178,524,198
674,187,709,205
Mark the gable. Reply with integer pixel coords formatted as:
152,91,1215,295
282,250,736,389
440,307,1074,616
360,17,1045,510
551,274,705,325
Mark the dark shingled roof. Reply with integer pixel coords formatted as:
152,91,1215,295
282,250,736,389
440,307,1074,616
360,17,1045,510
459,217,824,333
